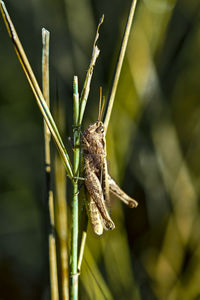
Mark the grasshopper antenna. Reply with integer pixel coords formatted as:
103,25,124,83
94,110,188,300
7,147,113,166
98,86,105,121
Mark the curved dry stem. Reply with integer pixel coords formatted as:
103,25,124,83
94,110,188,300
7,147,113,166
78,15,104,126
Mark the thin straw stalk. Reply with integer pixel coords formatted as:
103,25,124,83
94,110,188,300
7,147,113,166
55,151,69,300
103,0,138,132
42,28,59,300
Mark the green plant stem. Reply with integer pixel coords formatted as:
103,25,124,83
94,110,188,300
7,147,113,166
103,0,138,132
71,76,80,300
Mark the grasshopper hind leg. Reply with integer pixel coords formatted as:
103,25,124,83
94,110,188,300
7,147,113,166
84,159,115,231
108,175,138,208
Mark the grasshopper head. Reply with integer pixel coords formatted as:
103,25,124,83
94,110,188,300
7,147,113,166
86,121,104,134
83,121,105,145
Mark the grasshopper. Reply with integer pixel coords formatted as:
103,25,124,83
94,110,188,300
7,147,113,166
82,96,138,235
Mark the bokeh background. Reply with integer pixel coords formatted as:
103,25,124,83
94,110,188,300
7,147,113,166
1,0,200,299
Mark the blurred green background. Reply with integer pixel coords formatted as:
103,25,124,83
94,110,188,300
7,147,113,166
1,0,200,299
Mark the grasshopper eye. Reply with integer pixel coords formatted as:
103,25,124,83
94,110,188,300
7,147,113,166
96,126,104,133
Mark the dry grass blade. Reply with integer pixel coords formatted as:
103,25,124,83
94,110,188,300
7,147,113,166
0,1,73,179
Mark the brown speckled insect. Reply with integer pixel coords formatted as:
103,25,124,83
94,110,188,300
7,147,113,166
82,94,138,235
